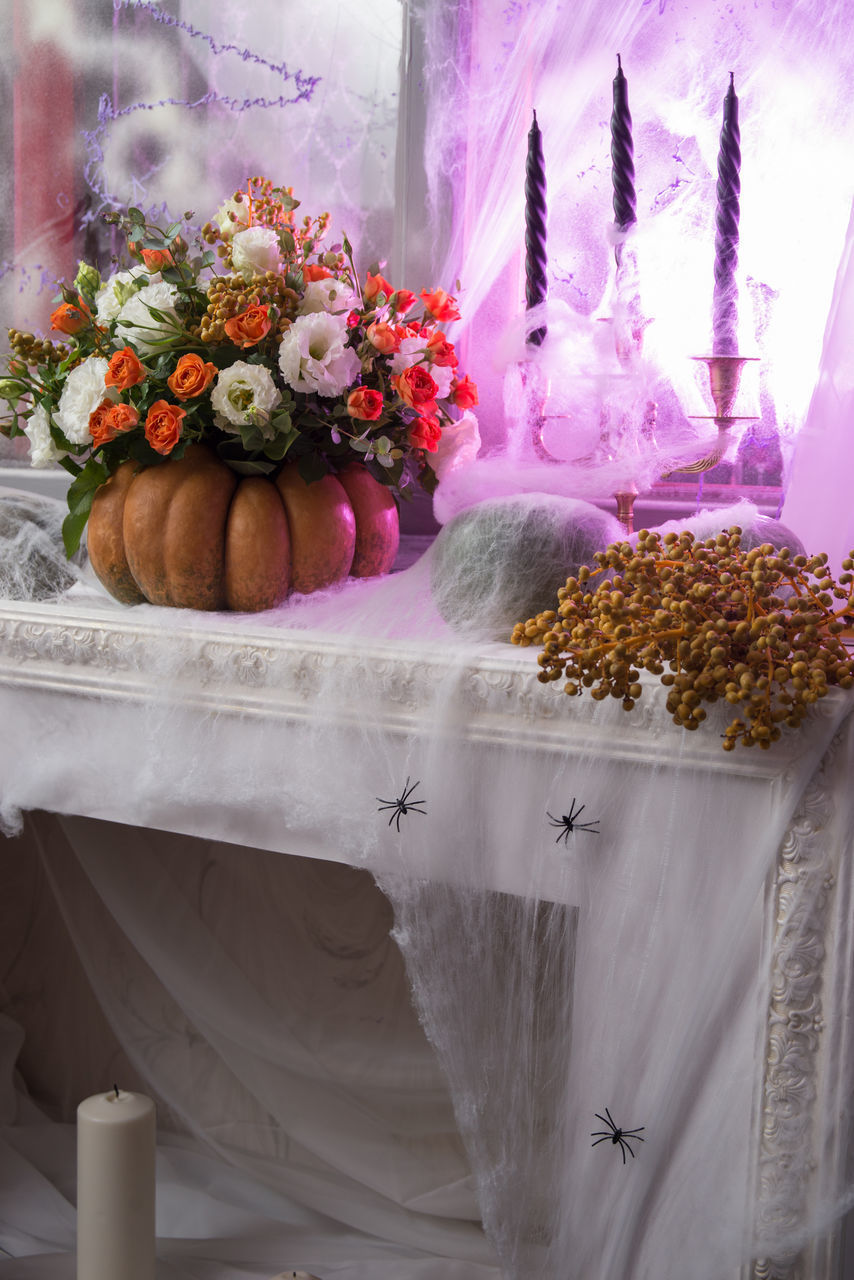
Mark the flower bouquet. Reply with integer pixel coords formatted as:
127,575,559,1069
0,177,479,610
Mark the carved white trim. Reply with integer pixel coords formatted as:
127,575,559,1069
750,732,846,1280
0,598,816,780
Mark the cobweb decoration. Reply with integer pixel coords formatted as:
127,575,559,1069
83,1,321,226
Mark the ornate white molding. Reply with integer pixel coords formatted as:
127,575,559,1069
750,733,846,1280
0,597,810,780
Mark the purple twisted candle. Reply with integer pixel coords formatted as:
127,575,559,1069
525,109,548,347
610,54,636,235
713,73,741,355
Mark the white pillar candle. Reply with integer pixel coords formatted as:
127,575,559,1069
76,1089,156,1280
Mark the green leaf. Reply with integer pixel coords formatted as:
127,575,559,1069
62,460,109,557
263,428,299,461
128,207,145,224
297,452,329,485
57,455,83,478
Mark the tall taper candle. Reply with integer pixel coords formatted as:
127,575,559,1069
713,73,741,355
525,109,548,347
611,54,636,234
77,1088,156,1280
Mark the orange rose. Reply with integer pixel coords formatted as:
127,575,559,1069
366,321,400,355
144,400,186,455
425,331,458,368
364,271,394,304
50,301,90,335
390,289,417,316
408,413,442,453
105,347,146,391
419,288,460,322
141,247,174,271
392,365,438,411
303,263,332,282
167,353,218,400
89,398,119,449
451,374,479,410
347,388,384,421
107,402,140,434
224,304,272,349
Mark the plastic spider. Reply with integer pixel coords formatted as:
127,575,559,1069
547,798,600,844
591,1108,645,1164
376,777,427,832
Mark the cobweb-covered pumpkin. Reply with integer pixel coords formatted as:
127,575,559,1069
86,445,399,612
430,493,623,639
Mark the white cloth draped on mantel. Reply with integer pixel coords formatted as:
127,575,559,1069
1,562,854,1278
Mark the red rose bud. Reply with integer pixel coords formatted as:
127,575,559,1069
419,288,460,322
347,387,384,420
451,374,479,409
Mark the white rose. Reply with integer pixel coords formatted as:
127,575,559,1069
299,277,359,316
277,311,360,398
114,281,181,356
55,357,115,445
431,410,481,482
211,361,281,435
24,402,66,468
231,227,281,278
213,198,251,241
94,266,153,325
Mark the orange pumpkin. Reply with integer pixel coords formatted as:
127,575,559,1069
86,444,400,611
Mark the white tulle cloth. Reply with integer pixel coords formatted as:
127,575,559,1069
1,553,854,1280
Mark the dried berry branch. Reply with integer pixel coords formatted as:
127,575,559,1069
511,528,854,751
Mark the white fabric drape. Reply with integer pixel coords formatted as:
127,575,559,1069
2,569,854,1277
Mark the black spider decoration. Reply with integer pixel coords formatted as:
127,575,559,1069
547,798,600,844
376,777,427,832
591,1108,645,1164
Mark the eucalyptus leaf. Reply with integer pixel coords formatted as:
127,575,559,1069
222,457,276,476
263,428,300,461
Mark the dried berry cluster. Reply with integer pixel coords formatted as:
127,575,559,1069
511,528,854,751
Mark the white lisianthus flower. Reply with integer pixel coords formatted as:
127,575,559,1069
24,403,66,467
55,357,115,445
431,410,481,482
231,227,281,277
114,281,181,356
213,198,251,241
390,335,454,398
94,266,153,325
299,277,359,316
211,361,281,436
278,312,360,398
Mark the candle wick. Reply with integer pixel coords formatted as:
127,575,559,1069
729,71,735,88
617,52,622,70
532,108,538,126
113,1084,120,1099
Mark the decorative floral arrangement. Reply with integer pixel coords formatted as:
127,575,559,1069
0,177,479,555
512,527,854,751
